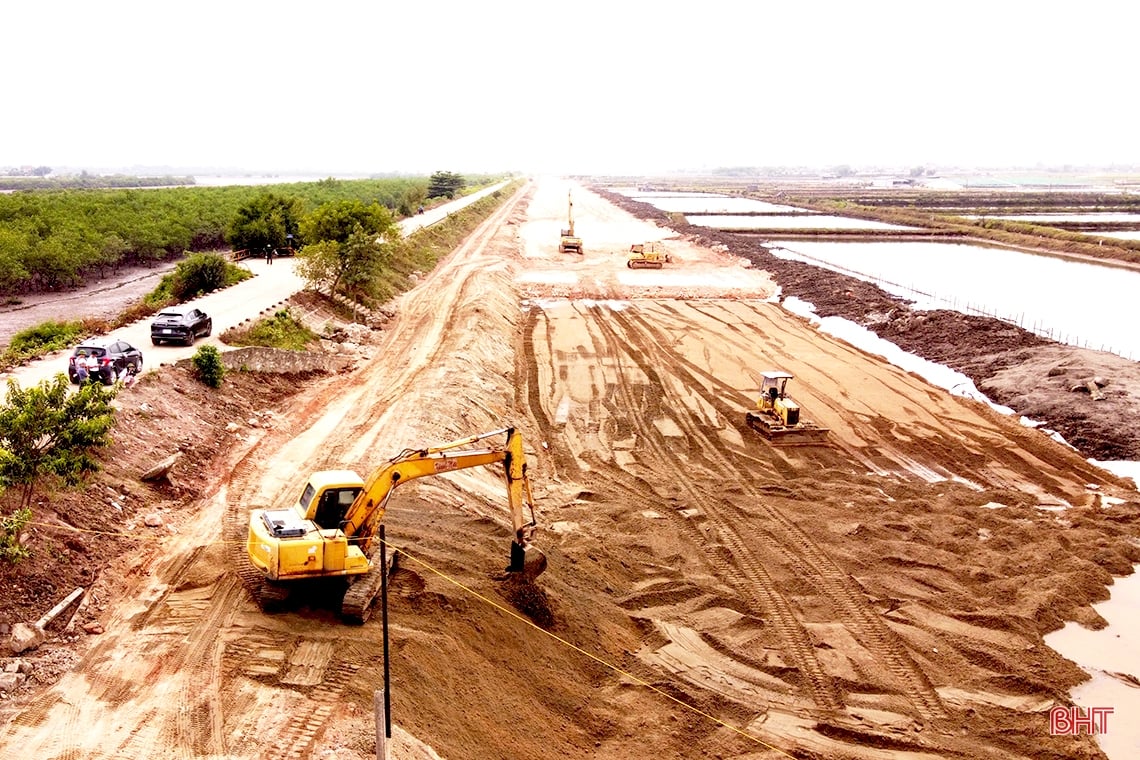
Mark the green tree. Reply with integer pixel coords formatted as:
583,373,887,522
296,200,400,300
0,227,31,291
227,192,305,256
398,183,429,217
300,199,395,246
427,171,465,199
0,375,118,511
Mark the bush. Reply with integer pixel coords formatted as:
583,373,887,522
172,252,229,299
192,345,226,388
143,253,250,309
1,507,32,564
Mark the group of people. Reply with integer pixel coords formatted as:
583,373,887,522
74,353,137,387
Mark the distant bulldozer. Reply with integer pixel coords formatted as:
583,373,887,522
627,242,671,269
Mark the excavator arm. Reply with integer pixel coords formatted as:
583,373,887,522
343,427,540,567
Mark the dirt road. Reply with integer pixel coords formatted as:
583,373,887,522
2,179,1138,759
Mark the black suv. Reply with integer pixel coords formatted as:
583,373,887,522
150,306,213,345
68,338,144,385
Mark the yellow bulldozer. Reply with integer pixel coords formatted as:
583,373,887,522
559,190,583,254
746,371,830,445
627,241,671,269
246,426,547,623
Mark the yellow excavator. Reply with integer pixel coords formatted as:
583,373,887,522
746,371,830,445
559,190,583,254
246,426,546,623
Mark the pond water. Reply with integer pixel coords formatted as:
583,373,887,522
769,240,1140,359
976,213,1140,224
629,195,805,214
687,214,915,231
1045,557,1140,760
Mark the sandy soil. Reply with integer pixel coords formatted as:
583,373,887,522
2,179,1139,760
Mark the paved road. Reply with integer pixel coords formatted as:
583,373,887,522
1,180,513,395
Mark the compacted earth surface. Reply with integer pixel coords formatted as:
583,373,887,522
1,179,1138,760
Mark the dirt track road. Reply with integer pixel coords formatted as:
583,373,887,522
3,179,1137,759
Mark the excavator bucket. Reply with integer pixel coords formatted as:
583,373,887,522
508,541,548,581
746,411,830,446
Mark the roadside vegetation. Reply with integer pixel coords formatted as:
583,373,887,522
0,376,119,562
225,178,522,349
191,345,226,388
1,320,96,370
223,308,318,351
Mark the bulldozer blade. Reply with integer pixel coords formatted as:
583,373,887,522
747,412,830,446
506,541,548,581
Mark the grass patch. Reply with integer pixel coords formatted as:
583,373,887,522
222,308,317,350
0,319,104,372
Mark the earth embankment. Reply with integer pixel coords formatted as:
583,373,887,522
1,179,1137,760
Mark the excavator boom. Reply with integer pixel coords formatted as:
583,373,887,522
559,190,583,254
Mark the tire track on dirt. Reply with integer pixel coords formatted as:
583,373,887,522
611,302,951,722
517,294,843,723
563,301,846,715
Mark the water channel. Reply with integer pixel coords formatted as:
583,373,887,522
767,240,1139,360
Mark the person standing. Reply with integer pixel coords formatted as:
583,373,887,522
74,351,89,384
265,247,274,265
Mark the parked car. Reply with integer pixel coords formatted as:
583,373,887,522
151,307,213,345
68,338,144,385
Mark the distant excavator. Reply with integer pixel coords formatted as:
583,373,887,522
246,426,546,623
559,190,583,254
746,371,830,445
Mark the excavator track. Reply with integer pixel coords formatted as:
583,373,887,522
340,546,398,624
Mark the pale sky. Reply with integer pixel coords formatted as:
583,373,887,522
3,1,1137,175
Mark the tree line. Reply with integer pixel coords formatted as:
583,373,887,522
0,175,480,295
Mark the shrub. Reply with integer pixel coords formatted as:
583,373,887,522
144,253,250,308
3,320,87,363
192,345,226,388
172,252,229,299
1,507,32,564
